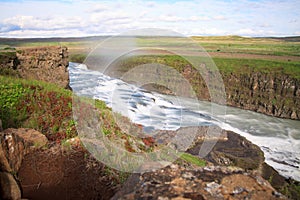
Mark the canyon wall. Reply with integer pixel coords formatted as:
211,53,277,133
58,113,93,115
223,71,299,119
182,65,300,119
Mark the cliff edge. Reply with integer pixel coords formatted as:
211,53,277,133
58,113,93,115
0,46,69,88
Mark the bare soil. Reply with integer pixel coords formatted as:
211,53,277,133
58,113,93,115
100,48,300,62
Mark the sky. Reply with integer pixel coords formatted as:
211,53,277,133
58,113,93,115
0,0,299,38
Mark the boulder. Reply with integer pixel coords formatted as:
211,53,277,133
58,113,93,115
0,128,48,173
15,128,48,150
0,129,25,173
188,130,264,170
0,172,21,200
0,128,48,200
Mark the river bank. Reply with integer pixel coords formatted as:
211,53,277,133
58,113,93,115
0,46,299,199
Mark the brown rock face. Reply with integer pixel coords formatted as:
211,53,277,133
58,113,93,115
180,65,300,120
0,129,26,173
16,46,69,88
0,128,48,173
0,128,48,200
222,71,300,120
0,172,21,200
0,51,19,70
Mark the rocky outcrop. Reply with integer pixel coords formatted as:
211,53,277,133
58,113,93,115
0,46,69,88
16,46,69,88
223,71,300,120
188,130,264,170
0,128,48,173
0,128,48,200
112,129,291,199
0,51,19,70
2,126,295,199
113,165,285,200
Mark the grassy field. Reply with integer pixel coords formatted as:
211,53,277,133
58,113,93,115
1,35,299,79
1,35,294,82
1,35,299,58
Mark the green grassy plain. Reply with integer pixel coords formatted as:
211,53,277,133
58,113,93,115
1,35,299,58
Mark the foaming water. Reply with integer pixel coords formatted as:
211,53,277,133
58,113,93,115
69,62,300,181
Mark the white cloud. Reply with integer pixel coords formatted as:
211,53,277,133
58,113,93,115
0,0,299,37
2,15,85,30
159,15,184,22
190,16,210,21
212,15,226,20
236,28,276,36
90,11,132,24
88,4,109,13
0,29,89,38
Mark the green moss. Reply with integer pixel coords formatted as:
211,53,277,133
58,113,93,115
180,153,206,167
0,51,16,57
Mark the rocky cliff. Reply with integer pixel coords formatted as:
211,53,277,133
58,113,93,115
185,66,300,120
109,56,300,120
0,46,69,88
223,69,300,119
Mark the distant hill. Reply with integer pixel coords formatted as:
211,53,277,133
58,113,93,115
258,36,300,42
0,36,109,46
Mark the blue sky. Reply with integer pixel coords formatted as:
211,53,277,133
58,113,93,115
0,0,299,38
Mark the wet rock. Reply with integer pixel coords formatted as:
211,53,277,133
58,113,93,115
0,172,21,200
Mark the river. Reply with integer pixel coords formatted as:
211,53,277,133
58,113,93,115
69,62,300,181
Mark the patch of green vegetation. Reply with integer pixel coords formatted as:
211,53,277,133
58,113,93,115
69,53,87,63
280,181,300,200
0,75,75,142
0,82,30,128
213,57,300,80
111,54,300,80
0,68,19,77
134,35,300,57
3,47,16,51
0,51,16,57
180,153,206,167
